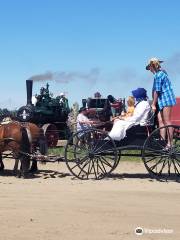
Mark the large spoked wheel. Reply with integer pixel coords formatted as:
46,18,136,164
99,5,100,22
64,128,118,180
142,125,180,179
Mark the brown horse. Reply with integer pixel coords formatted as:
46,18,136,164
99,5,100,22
17,121,47,173
0,120,47,177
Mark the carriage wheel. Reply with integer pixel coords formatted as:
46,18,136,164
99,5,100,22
42,124,59,147
142,125,180,179
64,128,118,180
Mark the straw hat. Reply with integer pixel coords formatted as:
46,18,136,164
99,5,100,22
146,57,164,70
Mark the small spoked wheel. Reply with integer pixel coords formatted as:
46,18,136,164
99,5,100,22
64,128,118,180
142,125,180,179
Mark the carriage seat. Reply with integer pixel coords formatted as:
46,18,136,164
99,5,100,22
126,109,155,139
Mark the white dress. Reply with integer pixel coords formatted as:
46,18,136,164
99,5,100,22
108,100,151,141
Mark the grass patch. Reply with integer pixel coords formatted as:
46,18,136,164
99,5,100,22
119,150,142,162
48,147,65,156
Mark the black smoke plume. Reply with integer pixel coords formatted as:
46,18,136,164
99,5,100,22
28,68,100,84
164,52,180,76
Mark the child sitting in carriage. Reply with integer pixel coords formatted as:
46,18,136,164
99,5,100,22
108,88,151,141
124,96,135,117
112,96,135,121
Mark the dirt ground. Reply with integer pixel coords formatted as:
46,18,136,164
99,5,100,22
0,159,180,240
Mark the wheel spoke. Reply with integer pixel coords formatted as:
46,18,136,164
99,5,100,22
174,158,180,167
100,156,114,168
149,157,166,172
144,150,169,158
86,160,93,178
158,159,168,175
167,159,172,176
96,157,108,175
149,135,166,149
93,139,112,153
145,155,164,163
77,159,91,179
91,159,98,179
71,155,89,170
172,160,180,176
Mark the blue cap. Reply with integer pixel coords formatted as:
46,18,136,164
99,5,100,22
132,88,147,100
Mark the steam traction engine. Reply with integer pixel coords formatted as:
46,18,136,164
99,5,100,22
17,80,70,147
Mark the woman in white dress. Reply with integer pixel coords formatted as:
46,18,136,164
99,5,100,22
108,88,151,141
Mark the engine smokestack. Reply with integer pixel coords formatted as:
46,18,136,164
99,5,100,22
26,80,33,105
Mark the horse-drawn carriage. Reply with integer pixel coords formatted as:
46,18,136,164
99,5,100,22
1,113,180,180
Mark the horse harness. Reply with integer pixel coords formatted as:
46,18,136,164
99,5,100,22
0,120,32,144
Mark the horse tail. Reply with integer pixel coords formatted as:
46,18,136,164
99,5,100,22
20,127,31,175
39,128,48,155
20,127,31,154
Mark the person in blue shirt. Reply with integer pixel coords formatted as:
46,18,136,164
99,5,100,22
146,57,176,147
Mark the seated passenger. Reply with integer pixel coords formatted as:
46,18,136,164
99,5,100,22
108,88,151,141
76,107,95,133
107,95,120,117
113,96,135,120
124,96,135,117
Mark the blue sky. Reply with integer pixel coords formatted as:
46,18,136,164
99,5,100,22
0,0,180,109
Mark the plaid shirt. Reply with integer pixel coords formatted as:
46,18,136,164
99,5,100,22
152,70,176,110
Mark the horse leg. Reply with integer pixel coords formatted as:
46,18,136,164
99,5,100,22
29,131,47,173
0,154,4,171
20,156,30,178
19,127,31,178
13,159,19,175
29,159,38,172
